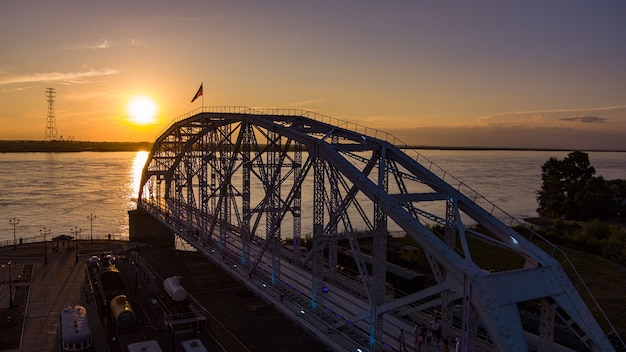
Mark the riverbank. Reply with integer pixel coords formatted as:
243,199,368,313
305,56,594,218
0,140,152,153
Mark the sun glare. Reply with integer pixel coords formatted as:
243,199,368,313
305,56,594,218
127,96,158,125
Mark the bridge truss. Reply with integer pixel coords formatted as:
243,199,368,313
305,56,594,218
137,107,621,352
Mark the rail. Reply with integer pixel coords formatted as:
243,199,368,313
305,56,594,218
0,233,129,249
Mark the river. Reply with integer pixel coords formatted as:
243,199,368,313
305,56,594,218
0,150,624,245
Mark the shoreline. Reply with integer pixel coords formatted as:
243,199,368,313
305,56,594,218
2,140,625,153
0,140,152,153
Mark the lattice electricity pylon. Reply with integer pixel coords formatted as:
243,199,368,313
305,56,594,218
137,107,622,352
44,87,58,141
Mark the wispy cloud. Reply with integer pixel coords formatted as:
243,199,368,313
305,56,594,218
56,39,112,51
129,38,150,47
0,86,31,94
0,67,119,86
284,98,327,108
474,105,626,128
559,115,606,123
95,39,110,49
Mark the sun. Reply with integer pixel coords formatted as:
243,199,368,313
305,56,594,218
127,96,158,125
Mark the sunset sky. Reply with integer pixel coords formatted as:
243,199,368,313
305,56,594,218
1,1,625,150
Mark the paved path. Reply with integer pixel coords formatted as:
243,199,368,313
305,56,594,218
22,251,86,351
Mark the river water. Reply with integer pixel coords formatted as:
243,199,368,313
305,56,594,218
0,150,624,245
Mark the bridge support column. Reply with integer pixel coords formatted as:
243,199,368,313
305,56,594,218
129,208,175,247
539,298,556,352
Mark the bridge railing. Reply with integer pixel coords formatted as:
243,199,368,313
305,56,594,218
158,106,406,146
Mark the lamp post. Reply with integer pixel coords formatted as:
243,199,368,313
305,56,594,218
87,213,96,244
71,226,81,263
9,218,19,250
1,260,16,307
40,227,51,264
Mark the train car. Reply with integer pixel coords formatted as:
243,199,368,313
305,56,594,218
110,294,136,328
97,266,126,304
127,340,163,352
59,305,93,351
163,276,188,302
181,339,208,352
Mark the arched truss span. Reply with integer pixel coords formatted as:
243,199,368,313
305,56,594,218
137,108,621,352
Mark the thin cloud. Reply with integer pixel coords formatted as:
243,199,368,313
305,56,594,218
284,98,328,108
55,38,111,51
0,67,119,86
95,39,110,49
559,115,606,123
475,105,626,127
0,86,31,94
129,38,150,47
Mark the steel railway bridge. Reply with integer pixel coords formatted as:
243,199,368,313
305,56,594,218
133,107,623,352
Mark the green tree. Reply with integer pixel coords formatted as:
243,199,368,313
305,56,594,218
572,176,613,220
537,151,596,218
537,157,566,217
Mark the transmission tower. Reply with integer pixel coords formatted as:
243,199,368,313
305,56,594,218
45,87,58,141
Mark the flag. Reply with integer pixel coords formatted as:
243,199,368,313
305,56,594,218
191,83,203,103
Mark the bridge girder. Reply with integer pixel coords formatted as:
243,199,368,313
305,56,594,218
137,108,619,352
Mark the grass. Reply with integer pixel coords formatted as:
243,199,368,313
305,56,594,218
559,246,626,340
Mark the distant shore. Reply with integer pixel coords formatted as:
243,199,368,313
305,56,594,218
405,146,626,152
0,140,152,153
2,140,624,153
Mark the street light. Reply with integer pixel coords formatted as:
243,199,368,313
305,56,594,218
40,227,51,264
1,260,17,307
87,213,96,244
9,218,19,250
71,226,82,263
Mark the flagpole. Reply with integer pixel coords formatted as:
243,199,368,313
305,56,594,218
202,81,204,110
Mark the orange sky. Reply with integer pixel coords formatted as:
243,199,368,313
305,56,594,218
1,1,626,150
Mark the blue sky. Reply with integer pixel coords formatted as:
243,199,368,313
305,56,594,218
1,1,625,149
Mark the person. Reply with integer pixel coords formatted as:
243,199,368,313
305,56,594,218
431,317,442,346
424,328,432,351
398,329,407,352
414,324,423,351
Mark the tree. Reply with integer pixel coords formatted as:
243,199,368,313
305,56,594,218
537,151,596,219
537,157,566,217
572,176,613,220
